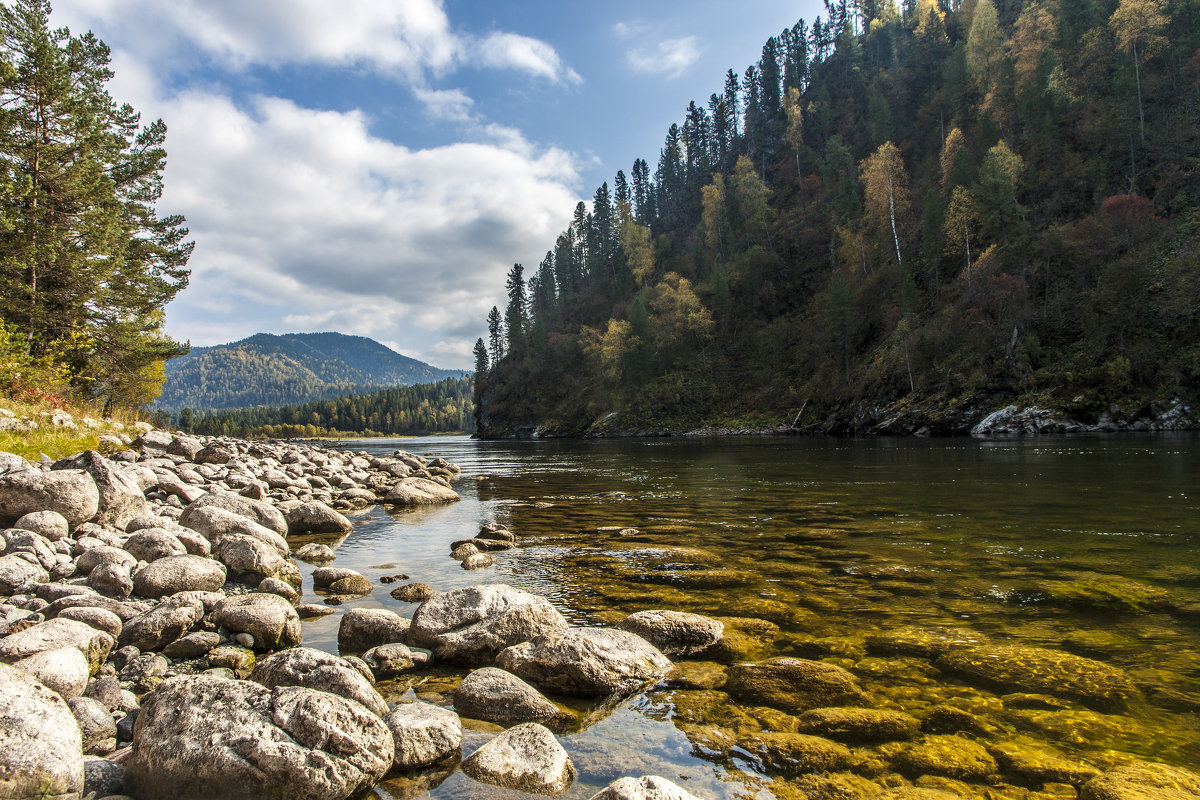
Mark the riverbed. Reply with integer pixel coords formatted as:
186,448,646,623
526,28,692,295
297,433,1200,799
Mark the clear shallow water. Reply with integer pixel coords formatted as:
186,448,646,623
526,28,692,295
301,434,1200,799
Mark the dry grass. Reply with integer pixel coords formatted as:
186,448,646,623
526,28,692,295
0,397,147,462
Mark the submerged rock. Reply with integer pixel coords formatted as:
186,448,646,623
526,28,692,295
462,722,575,796
615,610,724,659
725,657,868,714
125,675,393,800
495,627,672,698
935,645,1138,708
737,731,853,775
1081,761,1200,800
795,706,920,743
895,734,999,780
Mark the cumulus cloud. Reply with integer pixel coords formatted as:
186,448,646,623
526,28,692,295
414,87,476,122
54,0,577,87
154,91,579,366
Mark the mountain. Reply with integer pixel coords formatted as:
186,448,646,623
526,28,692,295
157,332,465,411
474,0,1200,437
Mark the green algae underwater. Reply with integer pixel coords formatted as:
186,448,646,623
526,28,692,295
297,434,1200,799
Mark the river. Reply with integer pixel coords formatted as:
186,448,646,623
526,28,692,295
295,433,1199,799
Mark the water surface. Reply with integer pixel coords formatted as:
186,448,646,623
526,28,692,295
302,434,1199,798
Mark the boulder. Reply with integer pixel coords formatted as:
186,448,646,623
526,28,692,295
43,593,141,623
76,545,137,576
615,610,724,659
795,706,920,743
11,646,91,698
461,722,575,796
337,608,410,655
213,533,285,583
383,477,460,506
460,552,495,570
725,658,869,714
390,582,436,602
161,632,222,660
165,436,203,460
363,643,414,679
0,552,47,594
194,444,234,465
0,617,115,674
2,527,57,568
0,662,85,800
57,606,123,639
132,555,227,598
586,776,704,800
14,510,69,542
494,628,672,698
0,468,100,527
249,647,387,717
119,593,205,651
83,756,125,797
409,583,568,666
52,451,147,530
211,593,301,650
385,701,462,769
1082,761,1200,800
123,530,187,563
285,502,353,535
294,543,336,563
312,567,367,591
936,645,1138,708
179,506,288,555
180,493,287,536
454,666,572,728
70,696,117,755
88,562,133,599
124,675,393,800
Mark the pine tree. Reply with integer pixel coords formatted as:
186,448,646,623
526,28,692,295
486,306,504,363
504,264,527,354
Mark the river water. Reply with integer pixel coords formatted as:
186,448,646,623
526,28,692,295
297,434,1199,799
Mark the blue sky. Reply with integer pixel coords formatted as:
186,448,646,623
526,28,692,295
50,0,820,369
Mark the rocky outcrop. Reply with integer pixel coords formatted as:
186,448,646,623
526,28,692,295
409,583,568,666
124,675,393,800
494,627,672,698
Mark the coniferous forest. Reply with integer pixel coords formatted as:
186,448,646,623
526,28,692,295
178,377,473,439
475,0,1200,436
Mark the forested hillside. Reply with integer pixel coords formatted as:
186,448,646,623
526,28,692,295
475,0,1200,436
178,377,473,438
157,332,465,411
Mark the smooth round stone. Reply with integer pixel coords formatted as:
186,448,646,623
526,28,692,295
385,701,462,769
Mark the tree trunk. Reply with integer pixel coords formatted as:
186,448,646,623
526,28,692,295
1133,44,1145,144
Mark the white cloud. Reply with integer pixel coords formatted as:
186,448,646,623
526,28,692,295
155,91,580,367
54,0,577,88
476,32,582,85
414,88,476,122
625,36,701,79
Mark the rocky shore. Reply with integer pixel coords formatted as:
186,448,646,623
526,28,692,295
1,425,1197,800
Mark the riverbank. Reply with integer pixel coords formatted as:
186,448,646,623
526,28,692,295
478,392,1199,439
0,428,713,799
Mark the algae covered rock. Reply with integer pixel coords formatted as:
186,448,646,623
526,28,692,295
935,644,1138,708
725,657,869,714
737,731,853,775
988,736,1100,786
1081,761,1200,800
795,706,920,743
495,627,672,698
865,625,988,658
895,734,998,780
1008,572,1171,614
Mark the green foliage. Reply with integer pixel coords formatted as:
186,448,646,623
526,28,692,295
475,0,1200,435
181,377,473,438
0,0,191,409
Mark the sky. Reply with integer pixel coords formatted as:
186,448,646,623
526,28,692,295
49,0,821,370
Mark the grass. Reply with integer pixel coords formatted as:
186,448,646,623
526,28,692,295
0,396,145,462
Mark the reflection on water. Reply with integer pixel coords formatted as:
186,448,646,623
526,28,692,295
305,434,1200,798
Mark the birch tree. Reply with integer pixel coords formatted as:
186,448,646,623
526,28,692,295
860,141,910,267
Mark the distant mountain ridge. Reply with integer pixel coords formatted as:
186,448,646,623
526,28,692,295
156,332,465,411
